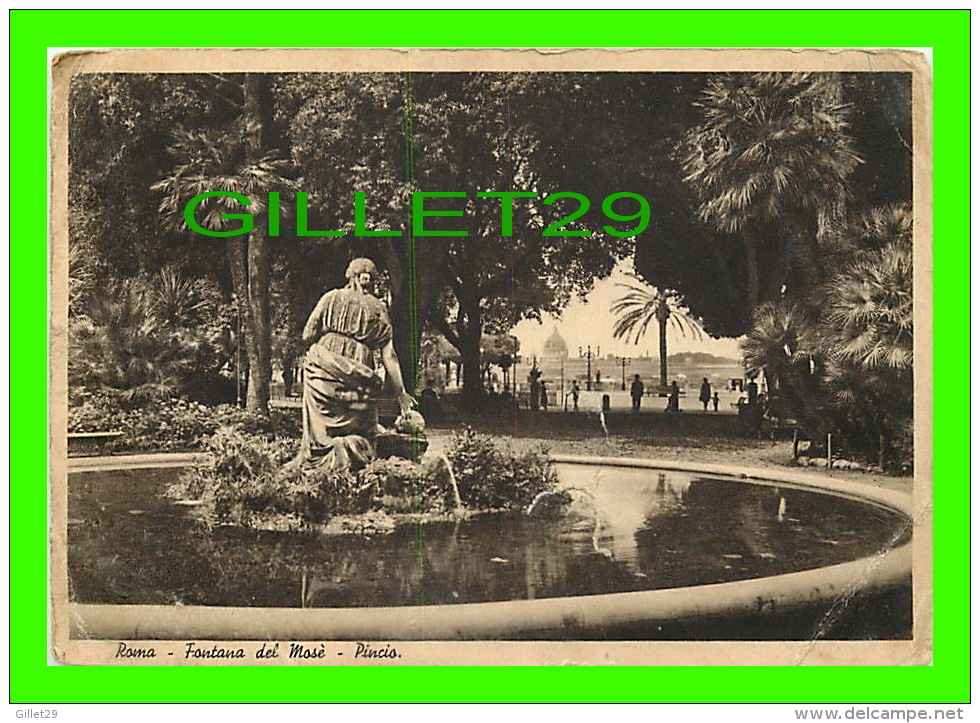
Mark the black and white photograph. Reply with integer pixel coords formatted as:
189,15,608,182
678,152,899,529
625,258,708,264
51,48,931,665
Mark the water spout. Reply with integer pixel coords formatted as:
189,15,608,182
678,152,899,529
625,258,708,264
527,487,612,558
428,452,463,511
526,489,569,517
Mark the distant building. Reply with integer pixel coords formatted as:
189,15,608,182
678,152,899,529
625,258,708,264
543,327,569,361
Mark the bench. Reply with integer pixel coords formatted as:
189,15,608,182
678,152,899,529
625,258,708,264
68,431,124,457
764,417,808,448
789,426,813,459
645,388,686,397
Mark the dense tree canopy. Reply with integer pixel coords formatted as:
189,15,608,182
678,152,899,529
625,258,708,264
68,70,914,458
279,72,633,402
632,72,912,338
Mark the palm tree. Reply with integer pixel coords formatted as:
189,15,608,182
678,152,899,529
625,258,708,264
611,278,703,390
739,300,824,429
680,73,862,309
68,236,98,318
153,128,293,235
821,207,913,466
738,205,913,466
70,269,236,406
69,277,197,406
740,301,818,393
826,240,912,373
152,74,297,416
152,267,210,330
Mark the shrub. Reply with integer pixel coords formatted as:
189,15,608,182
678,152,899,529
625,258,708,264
446,428,558,510
359,457,453,513
67,388,292,452
738,205,914,473
168,428,381,530
166,425,557,532
66,387,123,433
69,270,236,406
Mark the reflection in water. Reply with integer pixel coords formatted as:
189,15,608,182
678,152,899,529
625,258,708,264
68,466,910,609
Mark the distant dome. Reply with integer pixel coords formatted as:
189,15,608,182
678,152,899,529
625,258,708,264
543,327,568,360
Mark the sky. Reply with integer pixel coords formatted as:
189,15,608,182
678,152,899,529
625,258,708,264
510,258,744,362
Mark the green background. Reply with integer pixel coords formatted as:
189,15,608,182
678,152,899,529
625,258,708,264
10,9,969,704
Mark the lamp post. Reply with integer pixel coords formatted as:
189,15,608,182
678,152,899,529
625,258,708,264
621,356,632,391
479,343,486,390
560,360,565,411
579,345,598,391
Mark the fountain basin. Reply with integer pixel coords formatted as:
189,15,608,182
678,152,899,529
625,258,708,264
66,454,912,640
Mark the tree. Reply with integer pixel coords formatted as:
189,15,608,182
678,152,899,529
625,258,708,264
737,204,913,467
680,73,862,311
419,333,460,391
418,74,634,403
740,300,822,428
281,72,631,405
826,224,912,372
69,271,233,406
610,277,703,389
277,72,441,394
68,73,270,408
269,262,307,398
481,333,520,389
627,73,911,339
822,205,913,466
153,74,297,416
69,277,190,406
68,74,230,281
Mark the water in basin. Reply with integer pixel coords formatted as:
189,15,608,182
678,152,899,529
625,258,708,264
67,464,910,611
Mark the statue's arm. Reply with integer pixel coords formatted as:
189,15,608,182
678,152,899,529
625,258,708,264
380,341,413,415
301,295,328,344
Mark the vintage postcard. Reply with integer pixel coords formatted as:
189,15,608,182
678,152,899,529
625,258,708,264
50,47,932,666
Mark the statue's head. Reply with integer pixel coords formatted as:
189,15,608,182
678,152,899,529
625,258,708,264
346,257,378,294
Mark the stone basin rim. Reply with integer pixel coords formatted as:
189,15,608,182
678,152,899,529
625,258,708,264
66,452,913,641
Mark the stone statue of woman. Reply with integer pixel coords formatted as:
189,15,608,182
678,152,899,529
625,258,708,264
289,258,414,473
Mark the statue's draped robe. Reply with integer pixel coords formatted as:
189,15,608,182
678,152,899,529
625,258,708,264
294,287,393,472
